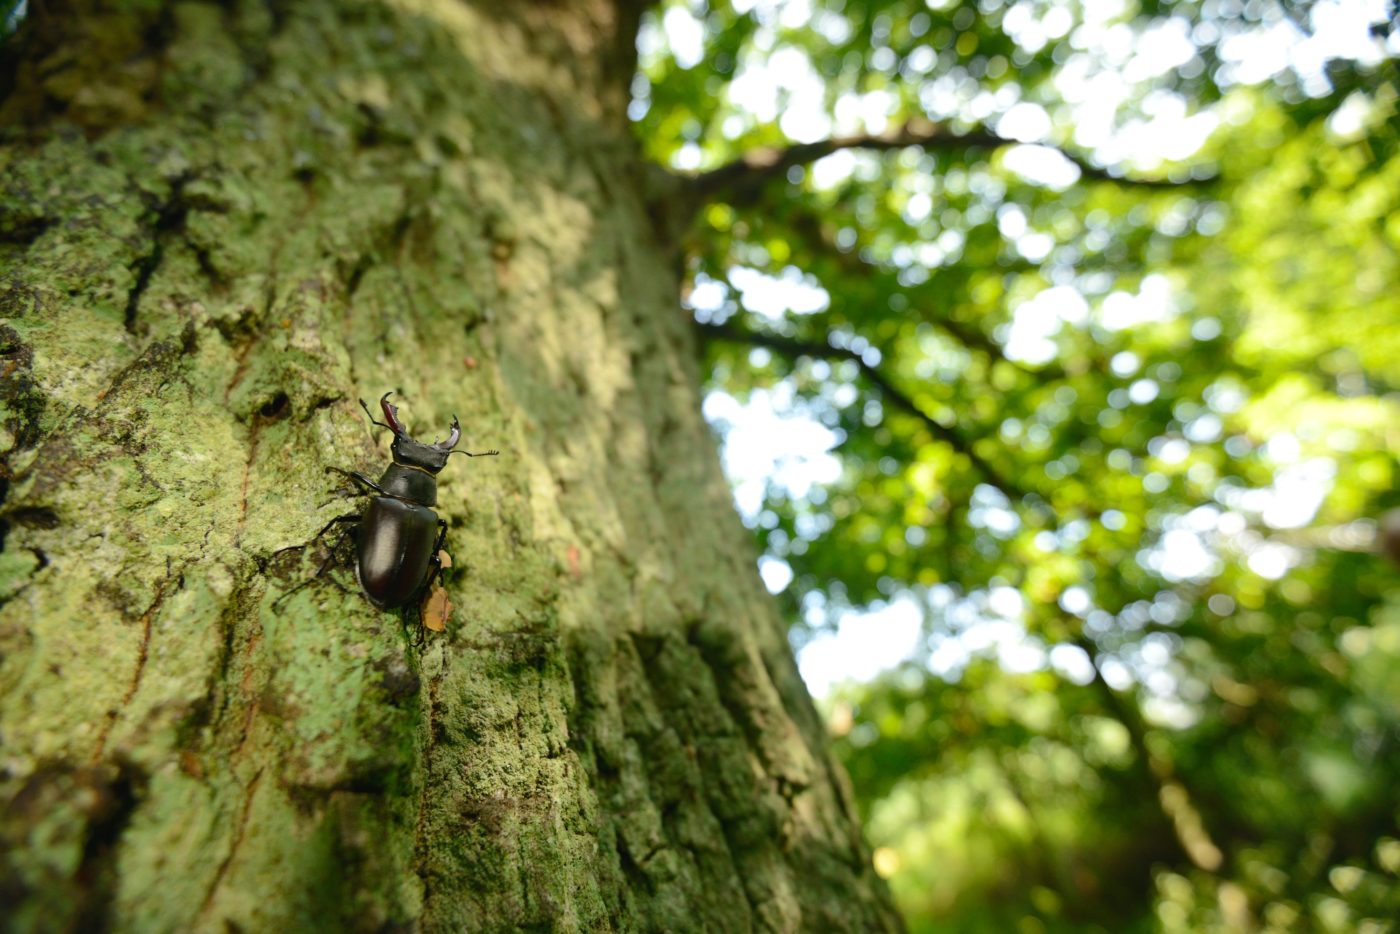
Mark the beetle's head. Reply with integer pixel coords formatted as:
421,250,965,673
378,393,460,474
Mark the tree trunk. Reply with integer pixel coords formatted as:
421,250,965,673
0,1,897,931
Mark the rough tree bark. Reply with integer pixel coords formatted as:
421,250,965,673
0,1,898,931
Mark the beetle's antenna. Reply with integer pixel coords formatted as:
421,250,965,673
449,449,500,458
359,397,395,433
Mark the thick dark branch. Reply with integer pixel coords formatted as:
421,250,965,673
698,319,1025,498
691,119,1210,201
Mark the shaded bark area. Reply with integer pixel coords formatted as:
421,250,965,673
0,1,898,930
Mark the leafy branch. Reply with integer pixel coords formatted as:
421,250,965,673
778,204,1068,381
690,118,1211,201
697,318,1026,499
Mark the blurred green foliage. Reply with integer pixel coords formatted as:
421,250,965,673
637,0,1400,929
0,0,25,42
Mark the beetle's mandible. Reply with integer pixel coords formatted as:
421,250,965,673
281,392,497,619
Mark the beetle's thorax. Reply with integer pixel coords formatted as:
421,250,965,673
378,463,437,506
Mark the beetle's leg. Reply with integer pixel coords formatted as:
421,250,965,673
273,516,358,610
409,519,451,647
325,466,389,496
313,512,361,542
319,475,378,507
420,519,450,594
318,569,354,595
319,485,373,508
297,548,352,600
318,524,362,595
412,607,428,649
404,590,431,648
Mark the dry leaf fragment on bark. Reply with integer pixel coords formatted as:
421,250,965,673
422,583,452,632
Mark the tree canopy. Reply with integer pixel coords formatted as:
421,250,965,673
636,0,1399,929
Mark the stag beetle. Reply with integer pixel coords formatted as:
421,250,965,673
278,392,497,620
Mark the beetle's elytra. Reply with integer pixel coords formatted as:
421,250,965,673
279,392,497,622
